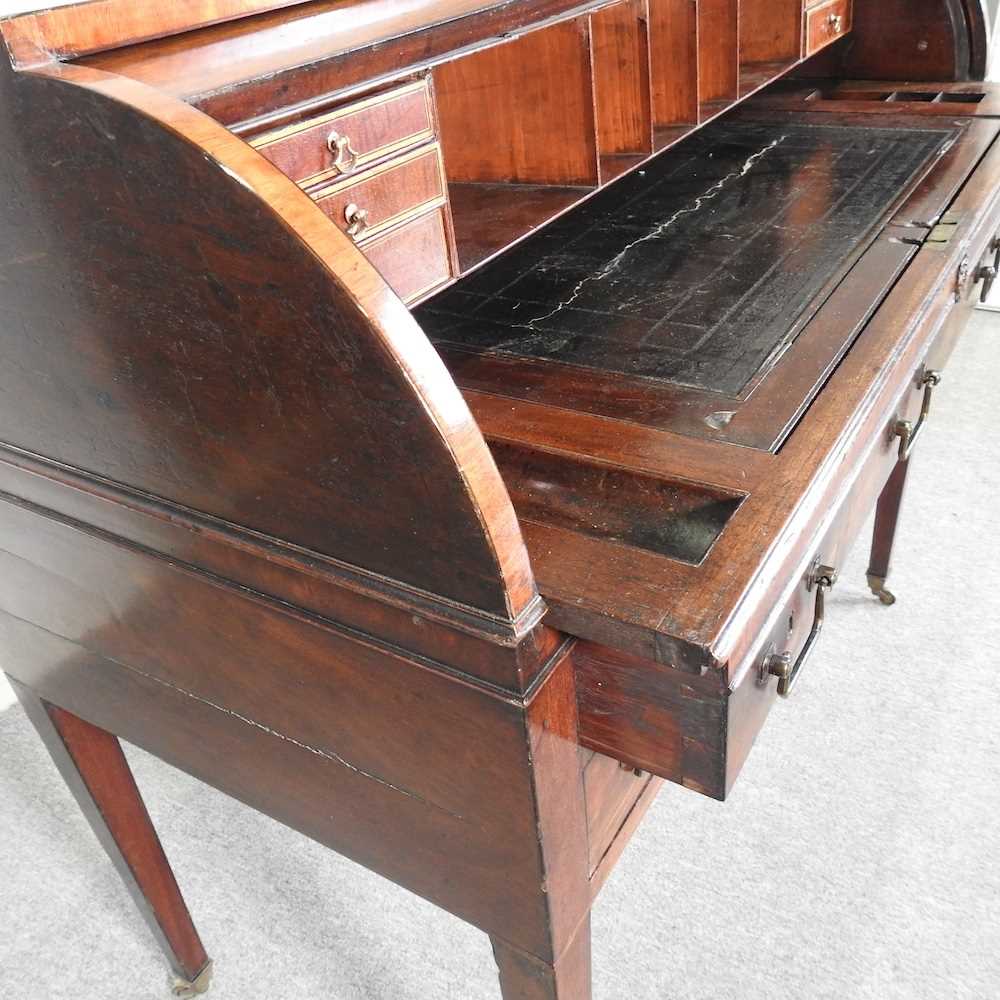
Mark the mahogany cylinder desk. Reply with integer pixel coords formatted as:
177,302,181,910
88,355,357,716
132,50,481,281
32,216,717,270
1,1,997,997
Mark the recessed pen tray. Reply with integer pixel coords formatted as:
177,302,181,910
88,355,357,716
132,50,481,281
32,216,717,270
490,441,744,565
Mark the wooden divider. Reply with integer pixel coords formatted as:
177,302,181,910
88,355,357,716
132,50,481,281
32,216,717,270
698,0,739,112
432,0,810,275
436,0,808,183
591,0,653,182
434,18,599,186
434,16,599,269
739,0,803,95
648,0,699,132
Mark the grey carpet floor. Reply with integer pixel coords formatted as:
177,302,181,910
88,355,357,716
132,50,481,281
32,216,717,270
1,312,998,1000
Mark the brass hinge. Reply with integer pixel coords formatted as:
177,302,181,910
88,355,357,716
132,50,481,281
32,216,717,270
889,212,962,249
923,212,962,250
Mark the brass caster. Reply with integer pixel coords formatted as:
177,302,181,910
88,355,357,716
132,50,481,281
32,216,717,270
172,961,213,998
866,574,897,606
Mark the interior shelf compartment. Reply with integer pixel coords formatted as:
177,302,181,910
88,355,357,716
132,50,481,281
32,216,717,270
648,0,699,129
738,58,798,99
434,18,599,187
590,0,653,184
653,124,696,153
429,0,826,278
434,16,600,272
698,0,739,115
738,0,802,97
448,183,590,272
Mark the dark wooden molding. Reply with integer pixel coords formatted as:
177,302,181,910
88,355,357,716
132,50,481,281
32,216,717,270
0,0,312,67
0,442,551,689
961,0,991,80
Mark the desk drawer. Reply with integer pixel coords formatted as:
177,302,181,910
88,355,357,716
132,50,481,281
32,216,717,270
574,228,997,800
805,0,852,57
575,300,975,801
314,145,447,243
574,492,885,801
249,78,435,188
362,206,453,304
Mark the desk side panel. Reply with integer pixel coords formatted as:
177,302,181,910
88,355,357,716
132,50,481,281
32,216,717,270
0,59,533,623
0,492,569,954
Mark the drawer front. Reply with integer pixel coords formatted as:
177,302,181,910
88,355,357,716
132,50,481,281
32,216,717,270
725,289,990,794
575,261,982,802
361,206,453,304
314,144,446,243
805,0,852,56
582,750,651,875
575,144,999,802
575,640,729,799
249,78,435,188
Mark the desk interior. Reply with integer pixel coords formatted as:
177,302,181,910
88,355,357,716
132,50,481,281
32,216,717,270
416,119,949,397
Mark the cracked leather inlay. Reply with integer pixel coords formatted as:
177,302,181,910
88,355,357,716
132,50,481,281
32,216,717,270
416,121,950,396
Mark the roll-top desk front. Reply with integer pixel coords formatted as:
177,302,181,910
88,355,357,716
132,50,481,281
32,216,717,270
0,2,996,997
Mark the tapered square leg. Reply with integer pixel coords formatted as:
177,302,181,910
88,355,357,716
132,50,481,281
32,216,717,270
867,457,912,605
10,677,212,996
492,914,592,1000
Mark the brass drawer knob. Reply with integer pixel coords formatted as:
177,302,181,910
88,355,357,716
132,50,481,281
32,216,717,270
326,130,360,176
762,650,792,686
344,203,370,242
827,12,844,34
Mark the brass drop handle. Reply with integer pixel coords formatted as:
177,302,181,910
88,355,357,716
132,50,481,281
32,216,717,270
761,563,838,698
326,130,360,176
976,235,1000,303
893,369,941,461
828,13,844,34
978,263,998,303
343,203,370,242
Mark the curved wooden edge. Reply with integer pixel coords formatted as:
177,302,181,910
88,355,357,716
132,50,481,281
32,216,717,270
962,0,992,80
0,0,312,68
30,59,538,623
946,0,974,80
800,0,973,83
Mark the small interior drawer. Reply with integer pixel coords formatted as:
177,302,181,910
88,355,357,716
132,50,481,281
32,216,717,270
249,78,435,188
805,0,852,56
313,145,447,243
361,206,453,304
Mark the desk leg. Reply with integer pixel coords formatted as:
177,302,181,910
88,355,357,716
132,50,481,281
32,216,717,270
11,678,212,997
492,914,592,1000
490,648,592,1000
867,457,911,606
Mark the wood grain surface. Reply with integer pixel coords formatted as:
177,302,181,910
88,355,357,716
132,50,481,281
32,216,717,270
0,57,535,622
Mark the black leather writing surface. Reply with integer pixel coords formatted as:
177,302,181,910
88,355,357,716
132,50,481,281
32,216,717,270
417,121,949,395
